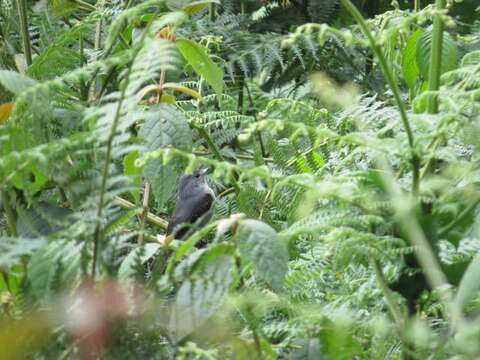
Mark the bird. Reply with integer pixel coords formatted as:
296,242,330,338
165,167,215,242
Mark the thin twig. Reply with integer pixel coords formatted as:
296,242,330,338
218,187,235,198
341,0,419,195
192,123,224,162
244,81,267,159
137,183,151,245
377,157,461,328
91,16,157,278
137,68,166,243
114,196,168,229
259,189,272,220
373,260,403,325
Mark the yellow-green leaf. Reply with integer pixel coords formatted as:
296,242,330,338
176,39,223,96
402,29,423,90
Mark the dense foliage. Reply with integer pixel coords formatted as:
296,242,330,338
1,0,480,358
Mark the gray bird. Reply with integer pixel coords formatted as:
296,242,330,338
166,168,215,240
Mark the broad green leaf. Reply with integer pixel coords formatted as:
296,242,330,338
235,219,288,290
172,243,235,283
6,264,25,296
0,273,7,292
139,105,192,207
123,150,142,202
0,70,37,95
160,93,176,104
28,24,90,80
402,29,423,89
416,31,458,80
412,80,430,113
176,39,223,95
454,253,480,313
169,255,233,341
51,0,82,17
166,0,220,15
318,316,362,360
9,163,48,195
118,243,160,281
28,242,59,300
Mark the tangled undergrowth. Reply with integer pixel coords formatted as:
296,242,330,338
1,0,480,359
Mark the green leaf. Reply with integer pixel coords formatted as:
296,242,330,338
139,105,192,207
0,70,37,95
118,243,160,281
291,338,322,360
454,253,480,313
166,0,220,15
402,29,423,89
27,240,81,301
28,24,90,80
412,80,430,113
123,150,142,202
235,219,288,290
318,316,362,360
28,243,59,301
416,31,458,80
0,238,46,268
176,39,223,95
169,255,234,341
9,162,48,195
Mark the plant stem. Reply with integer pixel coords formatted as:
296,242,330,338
373,260,403,325
94,66,117,102
156,69,166,103
414,0,421,11
137,68,166,244
15,0,32,66
79,36,89,102
90,22,150,279
244,81,267,159
427,0,446,114
259,189,272,220
137,182,150,245
90,19,103,101
209,3,216,22
192,123,224,162
378,159,458,326
340,0,419,194
218,187,235,198
1,190,17,237
373,260,414,359
237,75,244,115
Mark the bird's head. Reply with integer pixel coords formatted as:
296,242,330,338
178,167,212,199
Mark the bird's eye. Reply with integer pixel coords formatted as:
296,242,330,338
194,173,200,178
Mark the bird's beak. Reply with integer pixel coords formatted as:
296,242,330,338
200,167,211,175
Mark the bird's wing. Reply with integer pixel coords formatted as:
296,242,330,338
166,192,214,238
